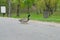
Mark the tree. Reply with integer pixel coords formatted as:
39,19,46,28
7,0,11,17
23,0,35,15
35,0,44,14
43,0,59,18
16,0,20,17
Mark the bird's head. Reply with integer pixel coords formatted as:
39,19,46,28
28,14,30,17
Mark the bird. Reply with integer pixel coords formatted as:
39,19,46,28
19,14,30,24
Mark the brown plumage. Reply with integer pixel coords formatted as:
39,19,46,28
19,14,30,23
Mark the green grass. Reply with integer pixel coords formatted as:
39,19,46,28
19,12,60,23
0,12,60,23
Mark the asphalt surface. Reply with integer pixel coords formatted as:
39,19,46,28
0,17,60,40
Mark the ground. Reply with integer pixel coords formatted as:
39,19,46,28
0,17,60,40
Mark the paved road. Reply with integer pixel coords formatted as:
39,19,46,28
0,17,60,40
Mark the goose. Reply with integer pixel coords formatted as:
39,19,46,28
19,14,30,24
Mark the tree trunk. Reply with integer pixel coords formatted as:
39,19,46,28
27,4,30,15
16,0,20,17
8,0,11,17
43,9,49,18
7,0,11,17
17,4,20,17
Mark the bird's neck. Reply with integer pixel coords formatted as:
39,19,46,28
27,16,30,21
27,15,30,21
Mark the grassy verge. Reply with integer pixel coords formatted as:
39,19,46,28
0,12,60,23
18,12,60,23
